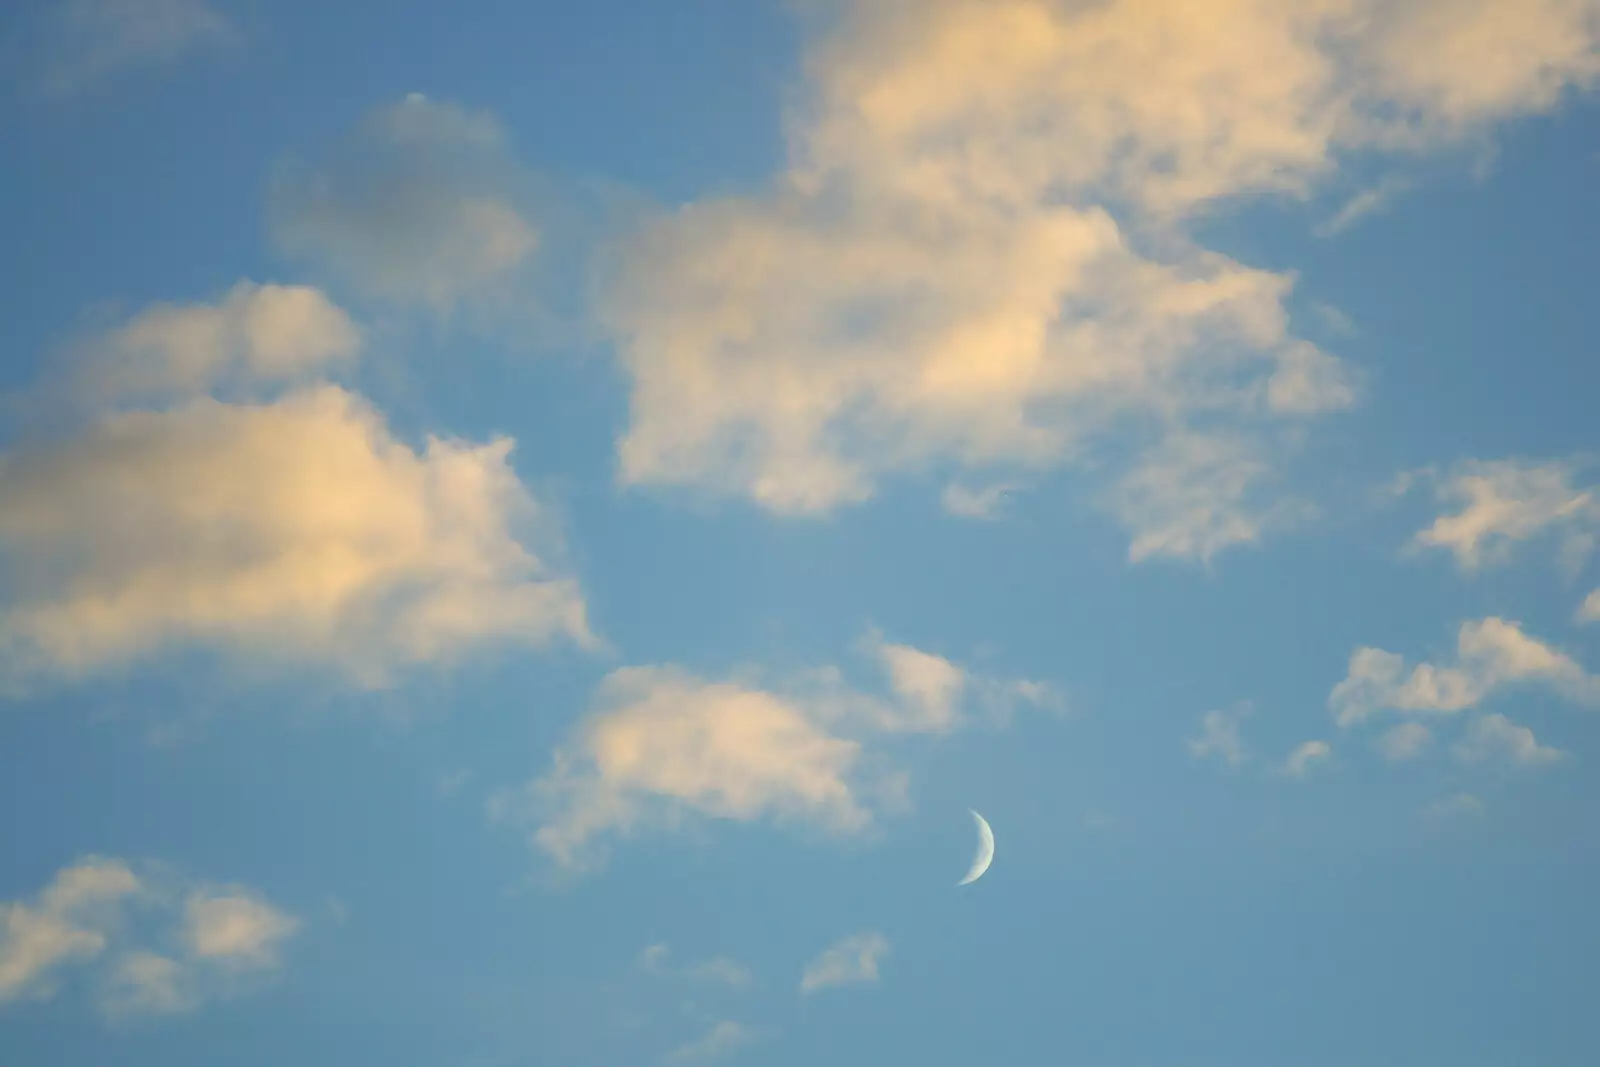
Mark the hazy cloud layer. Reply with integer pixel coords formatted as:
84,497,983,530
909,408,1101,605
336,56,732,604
32,0,235,95
602,0,1598,559
493,636,1053,870
0,859,297,1017
270,95,542,314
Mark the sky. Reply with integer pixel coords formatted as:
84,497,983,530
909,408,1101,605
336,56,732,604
0,1,1598,1065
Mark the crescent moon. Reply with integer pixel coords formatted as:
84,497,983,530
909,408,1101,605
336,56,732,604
956,809,995,886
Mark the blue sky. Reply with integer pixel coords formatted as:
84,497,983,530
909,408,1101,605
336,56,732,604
1,1,1599,1065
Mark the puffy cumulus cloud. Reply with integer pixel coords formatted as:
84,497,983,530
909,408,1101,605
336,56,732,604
1453,713,1566,769
34,0,235,95
492,637,1052,870
1188,707,1249,768
1329,617,1598,728
1408,458,1598,570
0,383,594,687
0,859,297,1018
270,95,540,313
665,1020,756,1065
799,931,888,994
1283,739,1333,777
603,0,1596,557
69,280,360,406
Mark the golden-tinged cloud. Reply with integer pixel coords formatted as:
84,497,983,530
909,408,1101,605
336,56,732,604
0,383,593,686
1407,458,1598,570
1329,617,1598,728
493,636,1053,870
604,0,1597,558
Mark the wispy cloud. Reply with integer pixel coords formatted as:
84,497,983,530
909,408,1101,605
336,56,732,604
1314,176,1411,237
1405,458,1598,570
1283,739,1332,778
799,932,888,994
1452,713,1566,769
637,944,752,989
269,95,542,316
940,483,1020,520
0,859,297,1018
1376,722,1432,762
1189,707,1250,768
493,635,1051,870
1329,617,1597,727
1421,792,1485,821
1577,589,1600,625
34,0,236,95
664,1020,756,1065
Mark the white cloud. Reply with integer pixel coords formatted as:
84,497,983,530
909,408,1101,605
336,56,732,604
1408,458,1598,570
871,639,966,733
602,0,1596,559
940,483,1018,519
1329,617,1598,727
0,383,594,687
1453,713,1566,768
517,666,872,871
1111,432,1308,564
0,859,297,1018
1577,589,1600,624
37,0,235,94
1189,707,1249,768
70,280,360,406
492,636,1049,870
800,931,888,994
1283,739,1332,777
1314,176,1411,236
1421,792,1485,820
1376,722,1433,761
270,95,540,313
103,951,191,1015
665,1020,756,1065
182,890,299,968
